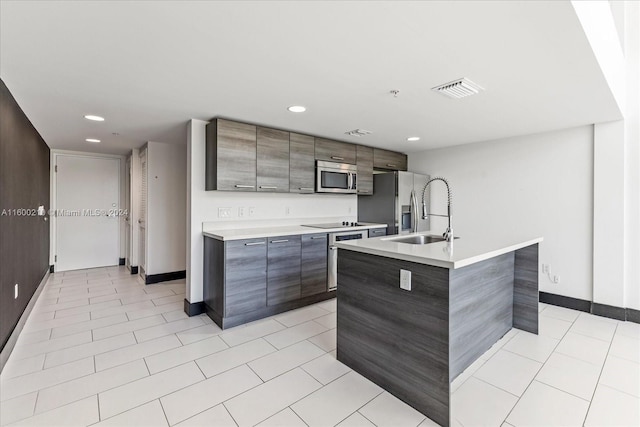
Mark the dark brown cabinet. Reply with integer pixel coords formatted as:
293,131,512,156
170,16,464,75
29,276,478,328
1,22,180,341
301,233,328,298
315,138,357,164
356,145,374,195
206,119,257,191
257,127,290,192
289,133,315,194
267,236,302,306
373,148,408,171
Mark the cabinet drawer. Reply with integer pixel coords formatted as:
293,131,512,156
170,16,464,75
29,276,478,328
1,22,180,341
373,148,407,171
315,138,356,164
225,238,267,316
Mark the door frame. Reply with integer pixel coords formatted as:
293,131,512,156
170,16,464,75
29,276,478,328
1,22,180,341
49,150,126,271
127,148,141,274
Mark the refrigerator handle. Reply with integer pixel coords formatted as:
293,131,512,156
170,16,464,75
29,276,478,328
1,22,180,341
410,190,418,233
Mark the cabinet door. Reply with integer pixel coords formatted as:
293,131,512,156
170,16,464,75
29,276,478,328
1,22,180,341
301,233,328,298
315,138,357,164
267,235,301,306
290,133,315,193
373,148,408,171
257,127,290,192
356,145,373,195
207,119,257,191
225,238,267,316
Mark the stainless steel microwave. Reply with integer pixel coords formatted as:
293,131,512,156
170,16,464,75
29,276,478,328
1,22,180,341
316,160,357,194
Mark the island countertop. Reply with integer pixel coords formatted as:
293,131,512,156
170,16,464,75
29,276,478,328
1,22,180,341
335,232,543,269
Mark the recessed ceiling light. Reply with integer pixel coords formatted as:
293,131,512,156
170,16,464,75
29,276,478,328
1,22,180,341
85,138,101,143
84,115,105,121
287,105,306,113
407,137,421,142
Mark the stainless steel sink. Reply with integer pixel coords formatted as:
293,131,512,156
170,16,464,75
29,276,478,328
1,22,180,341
389,235,446,245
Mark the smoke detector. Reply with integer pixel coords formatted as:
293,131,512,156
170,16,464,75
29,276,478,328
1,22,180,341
344,129,372,137
432,78,484,99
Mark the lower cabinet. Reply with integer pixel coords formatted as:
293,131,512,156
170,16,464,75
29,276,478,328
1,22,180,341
203,233,332,329
224,238,267,317
267,236,301,306
301,233,328,297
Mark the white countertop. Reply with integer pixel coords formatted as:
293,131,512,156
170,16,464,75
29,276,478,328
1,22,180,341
203,222,387,241
335,232,543,269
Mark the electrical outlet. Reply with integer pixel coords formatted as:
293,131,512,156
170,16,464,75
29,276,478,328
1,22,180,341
14,284,18,299
542,264,549,273
285,206,291,215
553,275,560,284
238,207,245,217
400,269,412,291
249,207,256,216
218,207,232,218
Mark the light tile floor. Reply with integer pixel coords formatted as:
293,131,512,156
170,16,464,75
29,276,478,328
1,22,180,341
1,266,639,426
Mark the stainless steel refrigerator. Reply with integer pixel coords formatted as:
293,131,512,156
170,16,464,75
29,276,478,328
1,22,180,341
358,171,431,236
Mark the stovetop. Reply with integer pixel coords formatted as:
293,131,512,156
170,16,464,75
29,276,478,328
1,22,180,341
302,221,365,229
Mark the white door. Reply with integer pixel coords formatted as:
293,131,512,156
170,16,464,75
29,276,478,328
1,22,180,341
56,155,120,271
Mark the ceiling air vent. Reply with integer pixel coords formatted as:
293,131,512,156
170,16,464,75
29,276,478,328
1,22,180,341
344,129,372,137
432,78,484,99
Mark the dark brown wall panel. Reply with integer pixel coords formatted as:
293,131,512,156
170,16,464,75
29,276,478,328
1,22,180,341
0,78,50,351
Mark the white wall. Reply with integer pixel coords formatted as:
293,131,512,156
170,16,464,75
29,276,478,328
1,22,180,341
572,1,626,113
624,0,640,310
593,121,625,307
408,126,594,301
146,141,187,275
186,119,357,304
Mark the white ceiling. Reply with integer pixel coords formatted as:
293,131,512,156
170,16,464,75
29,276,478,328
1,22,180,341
0,0,622,155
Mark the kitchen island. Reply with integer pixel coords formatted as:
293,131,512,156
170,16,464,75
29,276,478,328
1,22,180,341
335,233,542,427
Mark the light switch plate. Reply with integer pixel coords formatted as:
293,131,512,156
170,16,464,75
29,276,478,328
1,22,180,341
400,269,411,291
218,207,232,218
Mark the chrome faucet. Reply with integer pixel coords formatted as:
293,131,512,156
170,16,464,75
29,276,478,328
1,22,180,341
421,177,453,242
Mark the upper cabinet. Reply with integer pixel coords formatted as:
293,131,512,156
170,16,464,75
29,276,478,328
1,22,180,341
257,127,289,192
206,117,408,193
356,145,373,195
373,148,408,171
289,133,315,194
315,138,357,164
206,119,257,191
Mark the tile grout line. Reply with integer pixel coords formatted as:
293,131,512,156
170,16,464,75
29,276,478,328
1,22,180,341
158,398,172,426
582,322,618,425
499,309,578,424
221,401,241,427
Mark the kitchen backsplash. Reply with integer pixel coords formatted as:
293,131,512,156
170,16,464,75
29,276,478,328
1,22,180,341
200,192,357,230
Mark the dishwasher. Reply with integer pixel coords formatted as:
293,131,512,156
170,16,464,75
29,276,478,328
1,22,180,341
327,230,368,291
